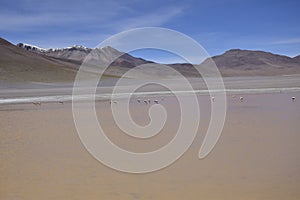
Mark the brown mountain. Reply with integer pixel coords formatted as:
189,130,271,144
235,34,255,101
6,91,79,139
199,49,300,76
168,50,300,77
2,38,156,81
17,42,152,68
212,49,299,68
89,46,152,68
2,37,300,82
0,38,78,82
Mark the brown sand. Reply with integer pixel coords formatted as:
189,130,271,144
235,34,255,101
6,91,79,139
0,92,300,200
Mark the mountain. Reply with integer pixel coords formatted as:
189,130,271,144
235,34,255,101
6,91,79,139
16,40,300,76
43,45,91,62
17,42,151,68
168,50,300,76
2,39,155,81
199,49,300,76
212,49,299,68
17,43,91,63
2,37,300,82
90,46,152,68
0,38,78,82
17,43,47,53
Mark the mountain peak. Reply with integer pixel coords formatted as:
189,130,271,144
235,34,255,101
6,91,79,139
223,49,265,55
99,46,121,53
17,43,46,53
48,45,90,52
225,49,242,53
67,45,89,51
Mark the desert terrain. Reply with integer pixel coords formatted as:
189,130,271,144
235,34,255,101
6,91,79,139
1,37,300,200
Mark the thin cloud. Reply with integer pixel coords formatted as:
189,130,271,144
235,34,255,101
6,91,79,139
271,38,300,45
0,3,184,33
0,13,80,30
0,1,131,31
112,6,185,31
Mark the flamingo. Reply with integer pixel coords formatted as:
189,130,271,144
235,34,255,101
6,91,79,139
33,102,41,106
292,97,296,102
240,96,244,102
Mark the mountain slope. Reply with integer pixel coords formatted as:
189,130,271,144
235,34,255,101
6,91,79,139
293,55,300,63
212,49,298,68
199,49,300,76
91,46,153,68
17,42,152,68
3,38,300,82
44,46,91,62
0,38,78,82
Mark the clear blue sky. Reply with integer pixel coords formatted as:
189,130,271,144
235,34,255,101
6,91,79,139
1,0,299,63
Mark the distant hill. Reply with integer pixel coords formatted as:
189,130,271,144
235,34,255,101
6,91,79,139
169,49,300,76
223,49,299,76
2,37,300,82
206,49,300,76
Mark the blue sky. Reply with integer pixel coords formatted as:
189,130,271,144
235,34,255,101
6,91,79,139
1,0,299,63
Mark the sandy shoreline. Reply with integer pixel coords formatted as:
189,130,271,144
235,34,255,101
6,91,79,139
1,91,300,200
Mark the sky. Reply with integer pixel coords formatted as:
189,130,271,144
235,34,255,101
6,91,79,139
0,0,299,63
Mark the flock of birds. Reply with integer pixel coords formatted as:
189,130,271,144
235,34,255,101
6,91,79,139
31,96,296,106
211,95,243,102
32,101,64,106
137,99,160,104
110,98,162,105
211,95,296,103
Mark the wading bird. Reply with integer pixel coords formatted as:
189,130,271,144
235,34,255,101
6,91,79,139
240,96,244,102
292,97,296,102
33,102,41,106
